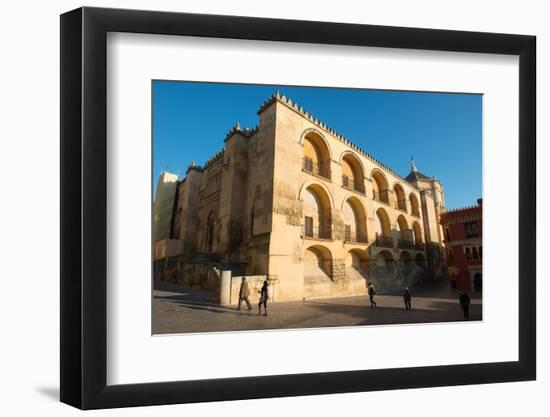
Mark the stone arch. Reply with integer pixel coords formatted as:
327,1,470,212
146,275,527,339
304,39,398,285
399,251,413,275
412,221,423,245
371,169,390,203
301,183,333,240
346,248,369,280
410,193,421,217
205,210,215,252
397,214,411,243
342,196,368,243
376,250,395,274
375,207,393,247
299,180,335,208
303,244,333,279
393,182,407,212
340,152,365,193
302,129,331,179
346,248,368,268
415,253,426,270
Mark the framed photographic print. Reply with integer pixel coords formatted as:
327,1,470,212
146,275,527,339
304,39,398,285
60,6,536,410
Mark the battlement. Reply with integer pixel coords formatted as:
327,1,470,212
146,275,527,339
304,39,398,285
258,91,414,185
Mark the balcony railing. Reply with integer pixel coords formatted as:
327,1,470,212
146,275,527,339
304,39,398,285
375,235,393,248
342,175,366,194
303,225,332,240
395,199,407,212
302,158,331,180
398,239,414,249
372,190,390,204
344,230,368,244
414,243,425,251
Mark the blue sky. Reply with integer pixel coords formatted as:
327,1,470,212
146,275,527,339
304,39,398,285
153,81,482,210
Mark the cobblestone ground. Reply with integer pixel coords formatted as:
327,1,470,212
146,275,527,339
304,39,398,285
153,280,482,334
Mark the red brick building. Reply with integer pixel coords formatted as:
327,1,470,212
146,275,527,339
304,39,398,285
440,199,482,291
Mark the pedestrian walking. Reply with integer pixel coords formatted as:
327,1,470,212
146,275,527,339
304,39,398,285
403,287,412,310
237,277,252,311
367,282,377,308
459,291,471,320
258,280,269,316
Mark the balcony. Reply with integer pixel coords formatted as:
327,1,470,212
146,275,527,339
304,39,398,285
414,243,425,251
372,190,390,204
344,230,368,244
398,239,414,250
303,225,332,240
375,235,393,248
302,158,331,181
342,175,365,194
395,199,407,212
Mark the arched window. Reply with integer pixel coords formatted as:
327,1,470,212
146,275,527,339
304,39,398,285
375,208,392,247
412,221,423,249
302,184,332,240
371,170,390,203
397,215,411,248
410,193,421,217
394,183,407,212
465,247,472,260
341,153,365,193
342,197,368,243
205,211,215,252
303,131,331,180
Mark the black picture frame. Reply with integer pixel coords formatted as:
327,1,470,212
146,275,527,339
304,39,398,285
60,6,536,410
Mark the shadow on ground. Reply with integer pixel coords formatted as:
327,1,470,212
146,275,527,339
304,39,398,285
153,280,481,334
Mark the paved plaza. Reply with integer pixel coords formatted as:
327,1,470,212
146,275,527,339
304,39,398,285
153,280,482,334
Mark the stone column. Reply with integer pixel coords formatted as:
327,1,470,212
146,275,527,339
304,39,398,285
219,270,232,305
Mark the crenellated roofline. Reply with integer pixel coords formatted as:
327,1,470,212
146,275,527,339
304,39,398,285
257,91,422,188
190,91,438,190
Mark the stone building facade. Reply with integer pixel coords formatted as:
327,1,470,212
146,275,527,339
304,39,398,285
154,92,447,302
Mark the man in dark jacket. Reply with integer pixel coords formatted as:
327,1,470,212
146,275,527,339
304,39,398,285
459,291,471,320
403,287,412,310
237,277,252,311
367,283,377,308
258,280,269,316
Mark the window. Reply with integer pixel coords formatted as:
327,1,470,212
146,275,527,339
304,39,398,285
305,216,313,237
465,221,478,238
448,249,453,263
479,246,482,259
304,157,313,172
465,247,472,260
342,174,349,188
344,224,351,241
445,228,451,242
472,247,479,259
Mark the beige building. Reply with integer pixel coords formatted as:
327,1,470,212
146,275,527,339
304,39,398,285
152,171,179,242
153,92,447,303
